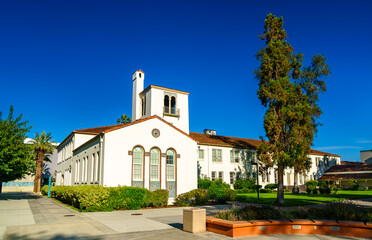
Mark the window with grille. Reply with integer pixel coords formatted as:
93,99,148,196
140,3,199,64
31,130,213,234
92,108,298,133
212,149,222,162
166,149,175,180
198,149,204,160
218,171,223,181
211,171,216,181
133,147,143,181
150,148,160,181
230,172,235,184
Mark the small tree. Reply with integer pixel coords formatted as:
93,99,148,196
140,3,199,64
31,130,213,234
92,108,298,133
0,106,33,193
255,14,329,203
117,114,131,124
31,131,55,194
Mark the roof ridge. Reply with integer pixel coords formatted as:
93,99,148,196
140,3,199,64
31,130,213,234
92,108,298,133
74,123,125,132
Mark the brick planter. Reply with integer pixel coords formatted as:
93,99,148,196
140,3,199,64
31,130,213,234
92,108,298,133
206,216,372,238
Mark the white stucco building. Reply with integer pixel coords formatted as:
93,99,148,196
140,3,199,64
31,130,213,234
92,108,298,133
56,70,340,198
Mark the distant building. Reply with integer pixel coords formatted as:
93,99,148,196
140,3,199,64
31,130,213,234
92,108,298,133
56,70,341,200
319,161,372,190
361,149,372,164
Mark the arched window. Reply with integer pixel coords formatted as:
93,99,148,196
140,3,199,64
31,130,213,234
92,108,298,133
150,148,160,191
166,149,176,198
166,149,175,180
132,146,144,187
150,148,160,181
164,95,169,113
171,96,176,114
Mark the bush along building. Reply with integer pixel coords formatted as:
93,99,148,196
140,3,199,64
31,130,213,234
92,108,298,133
56,70,340,200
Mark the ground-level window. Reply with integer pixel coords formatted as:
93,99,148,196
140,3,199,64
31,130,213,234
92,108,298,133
95,152,100,182
218,171,223,181
133,147,144,181
91,153,95,182
150,148,160,181
166,149,175,180
230,172,235,184
211,171,216,181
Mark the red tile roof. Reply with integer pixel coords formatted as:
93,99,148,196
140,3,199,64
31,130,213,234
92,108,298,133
73,115,194,138
323,163,372,173
318,163,372,181
319,173,372,180
189,132,340,157
189,132,260,149
341,161,363,165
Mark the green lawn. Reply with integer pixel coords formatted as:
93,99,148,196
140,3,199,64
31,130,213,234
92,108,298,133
235,190,372,207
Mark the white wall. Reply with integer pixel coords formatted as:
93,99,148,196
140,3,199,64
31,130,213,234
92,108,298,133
74,133,96,149
103,117,197,197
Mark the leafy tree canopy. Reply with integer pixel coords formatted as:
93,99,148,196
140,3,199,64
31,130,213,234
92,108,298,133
0,106,33,184
117,114,131,124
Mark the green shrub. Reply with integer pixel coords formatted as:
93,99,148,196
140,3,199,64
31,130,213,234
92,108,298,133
208,187,236,204
198,178,213,189
48,185,169,211
210,179,231,189
174,189,209,206
305,180,318,187
264,183,278,190
236,188,256,194
233,178,255,190
109,186,149,210
145,189,169,207
41,185,49,195
259,188,272,193
352,180,361,191
216,200,372,222
319,185,331,194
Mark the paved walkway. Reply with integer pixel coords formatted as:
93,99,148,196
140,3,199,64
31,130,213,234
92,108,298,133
0,192,370,240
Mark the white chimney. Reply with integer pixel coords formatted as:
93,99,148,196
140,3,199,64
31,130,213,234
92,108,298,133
132,70,145,121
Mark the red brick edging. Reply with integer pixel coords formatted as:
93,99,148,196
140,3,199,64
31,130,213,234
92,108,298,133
206,216,372,238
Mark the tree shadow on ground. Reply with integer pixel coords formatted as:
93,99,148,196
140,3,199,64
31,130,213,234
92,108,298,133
0,192,42,200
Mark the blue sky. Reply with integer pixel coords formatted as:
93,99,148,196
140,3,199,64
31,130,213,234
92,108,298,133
0,0,371,162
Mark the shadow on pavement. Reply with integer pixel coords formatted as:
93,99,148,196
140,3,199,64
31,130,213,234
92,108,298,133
0,192,42,200
5,232,104,240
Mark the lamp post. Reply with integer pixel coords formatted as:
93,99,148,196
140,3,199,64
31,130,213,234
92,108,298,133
250,161,259,201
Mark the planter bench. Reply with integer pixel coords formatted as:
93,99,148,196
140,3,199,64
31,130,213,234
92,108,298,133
206,216,372,238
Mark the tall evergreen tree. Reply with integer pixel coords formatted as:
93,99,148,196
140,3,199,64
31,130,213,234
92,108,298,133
255,14,329,203
0,106,33,193
31,131,55,194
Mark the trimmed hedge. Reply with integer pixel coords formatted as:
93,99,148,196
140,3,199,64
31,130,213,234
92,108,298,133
42,185,168,211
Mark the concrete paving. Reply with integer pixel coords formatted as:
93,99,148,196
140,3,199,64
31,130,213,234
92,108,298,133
0,192,370,240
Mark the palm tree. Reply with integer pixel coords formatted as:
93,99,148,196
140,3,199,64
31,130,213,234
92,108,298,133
117,114,131,124
31,131,55,194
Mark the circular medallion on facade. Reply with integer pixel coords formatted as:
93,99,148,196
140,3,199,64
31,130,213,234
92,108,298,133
152,129,160,138
168,185,173,190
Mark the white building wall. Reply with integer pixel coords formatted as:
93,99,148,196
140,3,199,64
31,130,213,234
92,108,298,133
197,145,257,186
198,143,341,188
103,118,197,197
74,133,96,149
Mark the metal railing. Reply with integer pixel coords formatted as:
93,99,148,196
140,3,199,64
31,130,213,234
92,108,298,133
164,106,180,116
